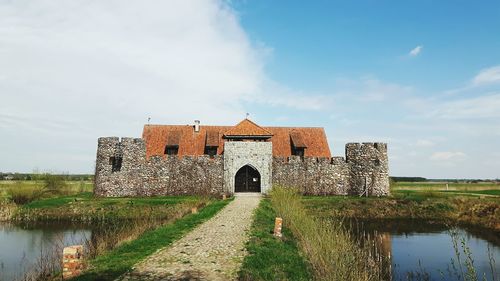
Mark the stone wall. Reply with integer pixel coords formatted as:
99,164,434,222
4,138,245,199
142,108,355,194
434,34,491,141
272,156,350,195
346,142,390,196
272,143,389,196
94,138,389,197
223,141,273,194
94,137,224,197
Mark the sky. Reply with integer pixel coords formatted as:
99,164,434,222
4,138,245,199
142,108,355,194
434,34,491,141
1,0,499,178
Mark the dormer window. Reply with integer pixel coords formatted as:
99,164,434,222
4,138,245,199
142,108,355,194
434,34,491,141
165,131,181,156
290,130,307,157
291,147,305,157
164,145,179,155
205,130,219,158
204,147,217,158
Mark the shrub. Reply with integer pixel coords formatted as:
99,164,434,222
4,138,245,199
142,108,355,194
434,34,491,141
42,174,67,194
6,174,68,205
7,182,45,205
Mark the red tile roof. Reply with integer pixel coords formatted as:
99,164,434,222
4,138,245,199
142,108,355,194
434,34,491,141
205,130,220,147
166,131,181,146
290,130,307,148
223,119,272,137
142,119,331,158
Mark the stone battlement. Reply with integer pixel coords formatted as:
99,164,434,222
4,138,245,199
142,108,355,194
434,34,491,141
95,137,389,197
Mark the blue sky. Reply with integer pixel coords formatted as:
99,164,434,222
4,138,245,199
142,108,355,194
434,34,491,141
1,0,499,178
236,0,500,178
235,1,500,89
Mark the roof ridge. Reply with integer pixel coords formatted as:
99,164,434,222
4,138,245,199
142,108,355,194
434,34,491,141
223,119,273,136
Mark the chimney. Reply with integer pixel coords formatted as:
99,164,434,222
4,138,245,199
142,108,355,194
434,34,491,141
194,120,200,132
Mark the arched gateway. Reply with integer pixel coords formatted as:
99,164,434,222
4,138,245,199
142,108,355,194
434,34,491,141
235,165,261,192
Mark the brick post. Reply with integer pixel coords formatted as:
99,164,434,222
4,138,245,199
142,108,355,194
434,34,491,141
62,245,85,279
274,217,283,238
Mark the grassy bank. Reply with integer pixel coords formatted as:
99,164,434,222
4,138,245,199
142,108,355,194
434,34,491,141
303,194,500,233
11,192,206,222
238,199,311,281
72,198,231,281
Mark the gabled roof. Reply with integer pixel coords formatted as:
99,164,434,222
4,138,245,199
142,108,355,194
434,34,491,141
205,130,219,147
290,130,307,148
166,131,181,146
223,119,272,138
142,121,331,159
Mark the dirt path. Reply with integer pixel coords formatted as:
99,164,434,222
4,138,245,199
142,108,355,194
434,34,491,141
119,193,261,281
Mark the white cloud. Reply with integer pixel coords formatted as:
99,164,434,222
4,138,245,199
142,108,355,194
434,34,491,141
250,80,334,110
409,45,423,57
0,0,336,173
0,0,268,172
429,93,500,119
334,77,413,102
430,151,466,161
472,65,500,85
0,1,265,128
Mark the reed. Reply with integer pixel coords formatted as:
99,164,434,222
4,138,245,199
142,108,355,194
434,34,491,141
270,186,384,281
12,199,208,281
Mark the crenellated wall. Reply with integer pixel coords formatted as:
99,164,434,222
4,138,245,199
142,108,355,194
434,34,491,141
95,137,224,197
272,156,351,195
272,143,389,196
94,138,389,197
346,142,390,196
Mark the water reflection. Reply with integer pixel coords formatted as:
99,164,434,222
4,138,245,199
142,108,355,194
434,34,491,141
1,220,499,281
350,219,500,281
0,223,91,281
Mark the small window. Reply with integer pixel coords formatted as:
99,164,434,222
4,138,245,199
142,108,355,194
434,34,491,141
164,145,179,155
204,147,217,158
292,147,305,157
374,159,381,166
109,156,122,172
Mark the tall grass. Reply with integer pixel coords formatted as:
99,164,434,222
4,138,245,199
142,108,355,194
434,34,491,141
13,199,208,281
448,229,498,281
270,186,384,281
6,181,45,204
3,176,93,205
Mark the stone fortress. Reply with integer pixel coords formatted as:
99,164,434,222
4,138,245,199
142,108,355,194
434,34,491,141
94,119,389,197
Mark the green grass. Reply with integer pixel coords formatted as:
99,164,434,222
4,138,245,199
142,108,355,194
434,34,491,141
23,192,93,208
391,181,500,200
302,192,499,233
72,198,231,281
23,193,199,209
441,189,500,196
238,199,311,281
15,193,205,221
393,181,499,191
0,180,93,201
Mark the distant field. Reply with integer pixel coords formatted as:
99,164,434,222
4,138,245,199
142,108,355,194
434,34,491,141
0,180,93,199
392,181,500,198
394,181,499,190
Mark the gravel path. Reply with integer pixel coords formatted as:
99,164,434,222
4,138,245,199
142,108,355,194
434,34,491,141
119,194,261,281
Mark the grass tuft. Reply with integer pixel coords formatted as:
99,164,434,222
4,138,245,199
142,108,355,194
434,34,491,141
238,199,311,281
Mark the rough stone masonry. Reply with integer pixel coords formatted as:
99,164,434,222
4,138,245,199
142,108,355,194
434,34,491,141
94,119,389,197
